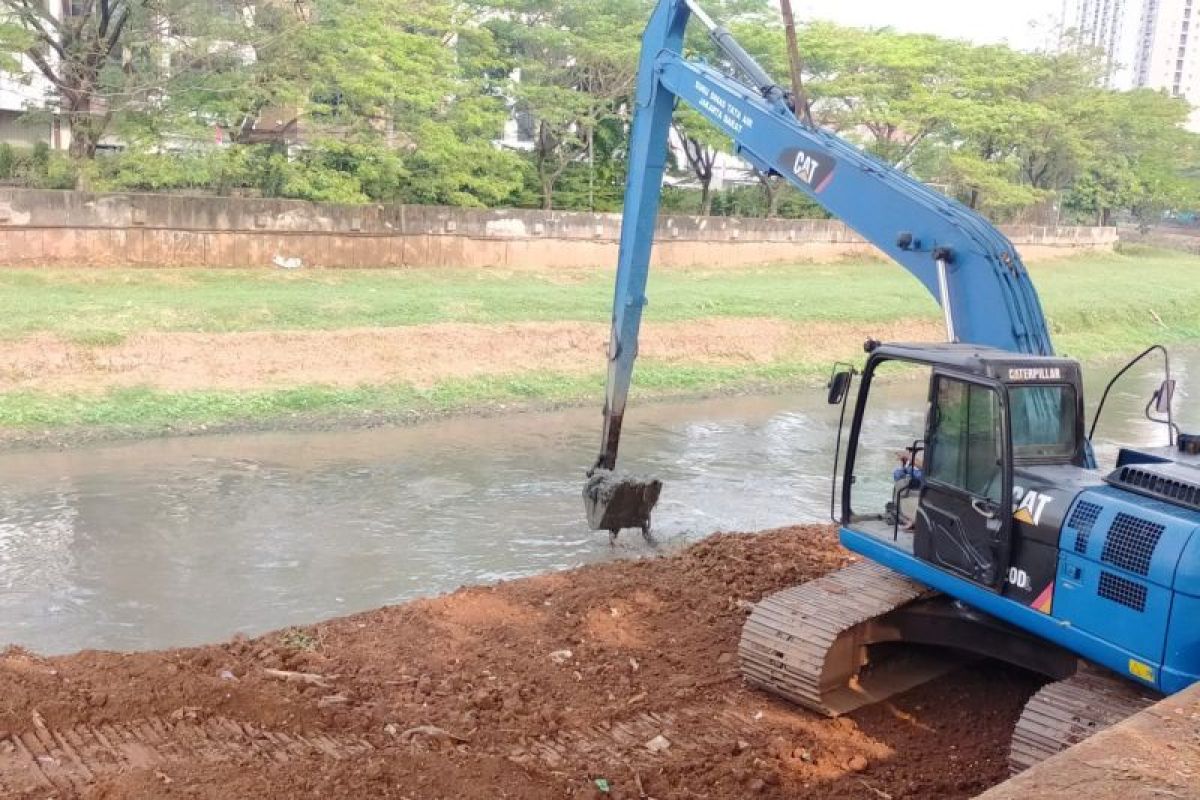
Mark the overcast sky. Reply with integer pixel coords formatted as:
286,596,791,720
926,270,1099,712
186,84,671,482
791,0,1064,49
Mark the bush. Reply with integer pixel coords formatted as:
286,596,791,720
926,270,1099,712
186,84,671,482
41,153,77,189
659,183,829,219
31,141,50,172
88,142,412,204
93,150,215,192
278,159,369,204
0,142,78,189
0,144,14,179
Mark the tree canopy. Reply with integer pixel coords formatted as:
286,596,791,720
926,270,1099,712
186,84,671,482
0,0,1194,222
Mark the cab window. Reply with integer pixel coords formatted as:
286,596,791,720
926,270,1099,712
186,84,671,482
927,377,1003,502
1010,385,1076,460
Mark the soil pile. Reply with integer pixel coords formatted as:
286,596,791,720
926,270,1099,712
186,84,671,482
0,525,1038,799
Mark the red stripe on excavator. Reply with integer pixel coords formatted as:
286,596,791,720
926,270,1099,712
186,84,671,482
1032,583,1054,614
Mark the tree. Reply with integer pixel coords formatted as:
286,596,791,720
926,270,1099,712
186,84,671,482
109,0,527,206
548,115,629,212
0,1,292,163
484,0,646,209
0,0,147,160
796,23,966,168
753,167,785,217
0,0,1195,219
926,49,1037,212
145,1,309,145
1064,89,1198,225
730,19,969,168
672,110,725,215
281,0,525,205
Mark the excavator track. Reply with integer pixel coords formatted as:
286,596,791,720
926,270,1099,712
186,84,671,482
739,560,949,716
1008,666,1158,774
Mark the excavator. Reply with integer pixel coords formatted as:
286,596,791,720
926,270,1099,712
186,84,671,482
583,0,1200,771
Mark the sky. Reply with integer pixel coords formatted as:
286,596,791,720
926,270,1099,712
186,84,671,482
790,0,1064,50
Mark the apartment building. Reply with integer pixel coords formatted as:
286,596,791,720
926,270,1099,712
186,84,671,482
1133,0,1200,129
1063,0,1132,83
1059,0,1198,129
0,0,67,149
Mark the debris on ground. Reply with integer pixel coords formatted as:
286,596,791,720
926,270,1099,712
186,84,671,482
645,734,672,753
0,525,1039,799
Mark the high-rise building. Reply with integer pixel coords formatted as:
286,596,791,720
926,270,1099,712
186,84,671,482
1062,0,1200,129
1134,0,1198,95
1064,0,1131,82
1133,0,1200,130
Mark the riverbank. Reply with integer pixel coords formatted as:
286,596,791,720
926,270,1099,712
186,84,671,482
0,247,1195,447
0,524,1038,799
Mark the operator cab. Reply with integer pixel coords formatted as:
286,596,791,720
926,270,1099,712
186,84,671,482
831,342,1092,600
828,340,1200,693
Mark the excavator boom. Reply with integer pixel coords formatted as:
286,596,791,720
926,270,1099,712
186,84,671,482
591,0,1052,491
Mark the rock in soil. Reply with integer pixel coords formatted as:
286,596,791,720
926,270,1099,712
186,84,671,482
0,525,1038,799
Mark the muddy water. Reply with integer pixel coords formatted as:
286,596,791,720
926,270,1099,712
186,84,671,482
0,351,1196,654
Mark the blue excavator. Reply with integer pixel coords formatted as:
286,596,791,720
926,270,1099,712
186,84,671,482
583,0,1200,770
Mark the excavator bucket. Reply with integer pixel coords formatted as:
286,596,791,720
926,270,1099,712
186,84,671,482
583,470,662,535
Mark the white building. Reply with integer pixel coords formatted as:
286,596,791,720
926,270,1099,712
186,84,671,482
1133,0,1200,130
1062,0,1132,84
0,0,260,153
1059,0,1199,129
0,0,68,149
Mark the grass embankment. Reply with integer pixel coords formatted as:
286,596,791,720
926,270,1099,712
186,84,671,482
0,247,1196,437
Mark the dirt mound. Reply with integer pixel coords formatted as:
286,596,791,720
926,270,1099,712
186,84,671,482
0,526,1038,799
0,319,942,393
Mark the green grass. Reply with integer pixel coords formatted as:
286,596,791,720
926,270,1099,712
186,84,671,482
0,260,930,338
0,248,1196,436
0,361,829,431
0,249,1195,340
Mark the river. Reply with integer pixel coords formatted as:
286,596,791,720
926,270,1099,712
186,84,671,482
0,349,1195,654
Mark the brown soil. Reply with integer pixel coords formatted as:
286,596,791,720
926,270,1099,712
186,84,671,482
979,681,1200,799
0,319,942,393
0,525,1038,799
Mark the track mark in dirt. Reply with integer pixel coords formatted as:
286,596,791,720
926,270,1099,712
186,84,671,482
526,709,682,768
526,701,763,769
0,715,373,796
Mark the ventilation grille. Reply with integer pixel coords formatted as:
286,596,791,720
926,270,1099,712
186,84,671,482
1068,501,1102,554
1098,571,1148,613
1108,465,1200,512
1100,513,1164,577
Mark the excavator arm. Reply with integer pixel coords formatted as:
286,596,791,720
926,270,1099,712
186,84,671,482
586,0,1053,532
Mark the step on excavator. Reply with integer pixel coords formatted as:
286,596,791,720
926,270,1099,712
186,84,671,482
582,0,1200,771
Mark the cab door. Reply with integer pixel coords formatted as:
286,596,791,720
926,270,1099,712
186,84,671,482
913,373,1013,591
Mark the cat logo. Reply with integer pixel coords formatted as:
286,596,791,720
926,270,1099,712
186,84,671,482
782,148,835,192
1014,488,1053,526
793,151,821,184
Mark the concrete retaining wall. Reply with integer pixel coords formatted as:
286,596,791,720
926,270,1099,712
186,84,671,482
0,189,1118,268
1118,225,1200,255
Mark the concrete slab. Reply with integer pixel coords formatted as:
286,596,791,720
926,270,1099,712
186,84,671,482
976,682,1200,799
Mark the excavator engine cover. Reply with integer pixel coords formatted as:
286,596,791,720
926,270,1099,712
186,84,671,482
584,470,662,533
